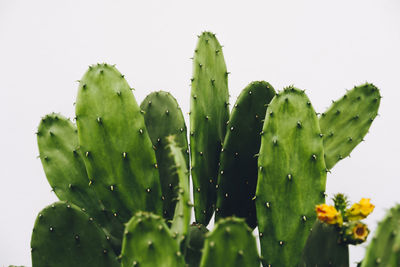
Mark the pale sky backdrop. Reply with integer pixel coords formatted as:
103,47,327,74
1,0,399,266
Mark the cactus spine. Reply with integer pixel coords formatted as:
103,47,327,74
256,87,327,266
190,32,230,225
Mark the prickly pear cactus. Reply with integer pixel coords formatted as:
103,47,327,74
75,64,162,222
190,32,230,225
37,113,123,252
299,221,349,267
256,87,327,267
216,81,275,228
31,201,119,267
120,211,185,267
199,217,260,267
361,205,400,267
319,83,381,170
141,91,189,221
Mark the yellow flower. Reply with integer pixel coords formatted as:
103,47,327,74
346,198,375,221
316,204,343,226
352,222,369,241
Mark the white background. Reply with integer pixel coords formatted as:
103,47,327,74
1,0,399,266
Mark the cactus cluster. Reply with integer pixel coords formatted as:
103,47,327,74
24,32,383,267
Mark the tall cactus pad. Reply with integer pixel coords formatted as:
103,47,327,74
216,81,275,228
37,113,123,252
199,217,260,267
75,64,162,222
184,223,209,267
256,87,327,267
166,135,191,244
120,211,185,267
299,221,349,267
31,202,119,267
319,83,381,170
190,32,230,225
361,205,400,267
141,91,189,221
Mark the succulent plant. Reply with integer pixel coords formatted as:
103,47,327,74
29,32,381,267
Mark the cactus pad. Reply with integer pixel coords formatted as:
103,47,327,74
141,91,189,221
300,221,349,267
216,81,275,228
166,135,191,244
190,32,230,225
319,83,381,170
199,217,260,267
37,113,123,252
75,64,162,222
120,211,185,267
31,201,119,267
256,87,327,266
361,205,400,267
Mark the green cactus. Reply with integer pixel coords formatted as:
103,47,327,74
120,211,185,267
184,223,209,267
256,87,327,267
31,201,119,267
140,91,189,221
199,217,259,267
75,64,162,222
166,135,191,244
361,205,400,267
28,32,383,267
190,31,230,225
37,113,123,253
215,81,275,228
299,220,349,267
319,83,381,170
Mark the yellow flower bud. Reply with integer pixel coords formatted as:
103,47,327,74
316,204,343,226
346,198,374,221
343,221,370,244
352,222,369,241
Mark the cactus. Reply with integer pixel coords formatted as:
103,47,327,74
31,201,119,267
140,91,189,221
299,221,349,267
184,223,209,267
37,113,123,253
215,81,275,228
120,211,185,267
190,31,230,225
75,64,162,222
166,135,191,244
199,217,259,267
28,32,383,267
256,87,327,267
319,83,381,170
361,205,400,267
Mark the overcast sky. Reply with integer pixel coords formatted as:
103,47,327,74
1,0,399,266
